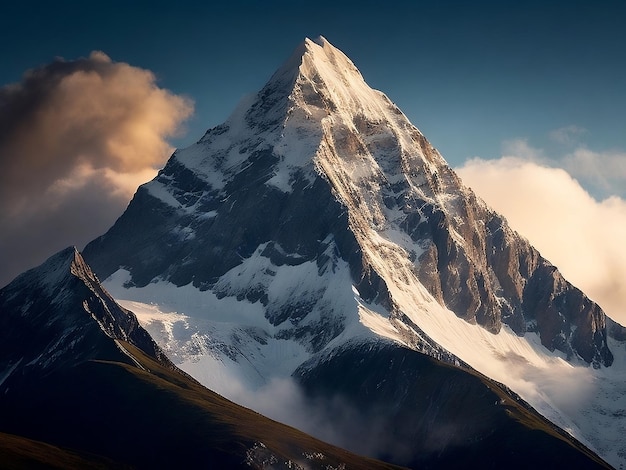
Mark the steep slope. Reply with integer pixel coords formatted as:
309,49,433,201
0,248,402,469
83,36,626,466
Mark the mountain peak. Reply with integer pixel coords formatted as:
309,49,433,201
309,35,329,47
264,35,366,100
188,35,418,194
0,247,169,378
8,245,104,302
294,35,375,110
301,35,360,72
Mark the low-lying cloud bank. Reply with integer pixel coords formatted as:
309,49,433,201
456,154,626,326
215,374,416,464
0,52,193,287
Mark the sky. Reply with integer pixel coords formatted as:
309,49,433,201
1,0,625,323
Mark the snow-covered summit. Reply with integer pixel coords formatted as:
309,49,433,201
178,36,447,196
256,34,371,111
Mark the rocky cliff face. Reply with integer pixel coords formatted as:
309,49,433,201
410,182,613,366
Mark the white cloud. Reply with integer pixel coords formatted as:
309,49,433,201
456,156,626,326
500,133,626,199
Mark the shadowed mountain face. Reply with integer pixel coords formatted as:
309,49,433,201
0,247,167,379
0,249,402,469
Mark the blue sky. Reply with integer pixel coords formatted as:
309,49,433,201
1,0,626,324
2,0,624,166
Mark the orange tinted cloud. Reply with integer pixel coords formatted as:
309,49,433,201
0,52,193,286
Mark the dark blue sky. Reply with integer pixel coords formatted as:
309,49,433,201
2,0,625,167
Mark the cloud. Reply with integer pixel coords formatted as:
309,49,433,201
217,374,412,464
456,156,626,326
561,147,626,198
502,134,626,199
501,138,544,161
549,125,587,146
0,52,193,287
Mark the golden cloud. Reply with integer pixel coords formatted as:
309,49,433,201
0,52,193,286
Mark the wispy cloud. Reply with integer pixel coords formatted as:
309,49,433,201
0,52,193,287
501,131,626,199
456,154,626,326
501,138,545,161
549,125,587,146
562,147,626,198
215,373,414,464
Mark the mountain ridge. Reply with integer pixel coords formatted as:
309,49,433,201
0,246,165,379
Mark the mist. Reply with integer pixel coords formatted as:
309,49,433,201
207,371,415,464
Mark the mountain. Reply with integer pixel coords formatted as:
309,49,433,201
0,247,167,377
79,36,625,468
0,247,403,469
84,36,612,365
